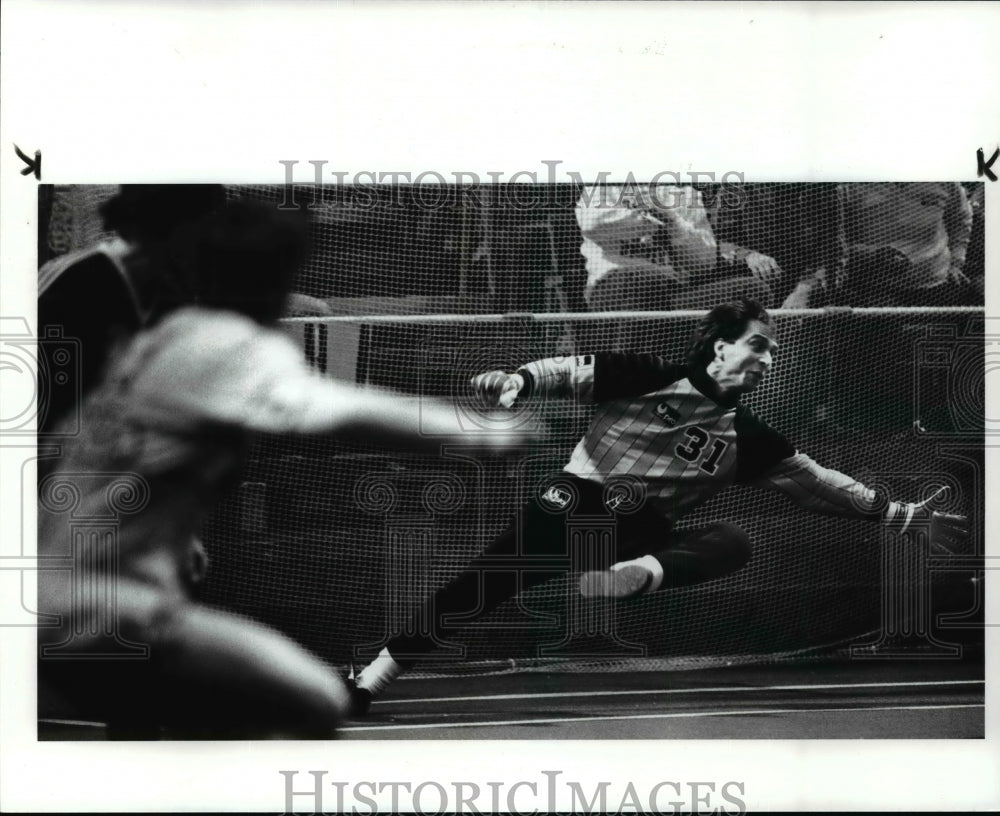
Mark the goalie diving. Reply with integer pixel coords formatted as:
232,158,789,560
348,297,969,714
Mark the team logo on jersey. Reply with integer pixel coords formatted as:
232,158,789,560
653,401,681,427
541,486,572,510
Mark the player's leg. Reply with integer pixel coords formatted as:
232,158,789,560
155,600,350,736
579,522,752,599
351,509,568,708
39,578,349,737
352,479,604,711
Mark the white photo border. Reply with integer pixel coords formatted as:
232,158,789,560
2,1,998,812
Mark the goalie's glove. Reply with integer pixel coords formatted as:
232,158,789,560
470,370,525,409
883,486,969,555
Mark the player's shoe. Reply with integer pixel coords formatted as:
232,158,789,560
578,564,652,599
346,678,373,717
346,648,403,716
344,663,373,717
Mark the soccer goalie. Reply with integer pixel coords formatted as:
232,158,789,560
350,298,967,713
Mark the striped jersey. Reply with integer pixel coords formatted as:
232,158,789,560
517,353,885,525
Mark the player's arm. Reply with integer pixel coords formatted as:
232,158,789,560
146,318,535,455
575,185,718,278
646,190,718,279
471,354,685,408
245,371,534,455
750,452,968,553
469,358,588,407
734,406,967,551
575,186,653,242
750,452,886,520
782,184,848,308
944,183,973,285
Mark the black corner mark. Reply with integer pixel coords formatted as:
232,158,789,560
977,146,998,182
14,144,41,180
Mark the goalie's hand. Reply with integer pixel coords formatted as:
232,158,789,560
927,509,970,556
886,486,969,555
470,371,525,409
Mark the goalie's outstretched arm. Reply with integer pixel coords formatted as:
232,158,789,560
753,452,969,553
469,353,683,408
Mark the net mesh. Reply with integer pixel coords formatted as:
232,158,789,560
198,309,984,673
44,182,985,314
40,183,986,674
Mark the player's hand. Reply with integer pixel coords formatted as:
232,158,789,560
946,264,971,288
927,509,969,556
889,486,969,556
470,371,525,409
745,252,783,286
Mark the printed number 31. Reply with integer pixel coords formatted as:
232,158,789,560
675,428,729,474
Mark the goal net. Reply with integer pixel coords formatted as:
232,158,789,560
39,182,986,674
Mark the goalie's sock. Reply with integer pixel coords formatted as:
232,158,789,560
578,555,664,599
355,647,403,697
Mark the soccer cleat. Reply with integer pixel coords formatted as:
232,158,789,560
578,564,652,599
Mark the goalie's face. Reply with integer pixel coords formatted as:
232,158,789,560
710,319,778,395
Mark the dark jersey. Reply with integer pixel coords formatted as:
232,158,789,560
37,239,144,435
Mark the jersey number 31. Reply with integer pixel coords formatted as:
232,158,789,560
675,427,729,474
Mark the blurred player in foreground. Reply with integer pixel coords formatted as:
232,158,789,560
38,185,227,435
38,185,339,438
37,200,530,738
350,298,967,713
